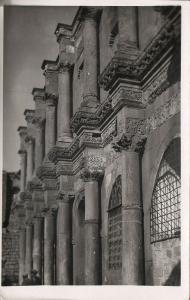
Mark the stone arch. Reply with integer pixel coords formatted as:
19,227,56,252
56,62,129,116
72,190,85,285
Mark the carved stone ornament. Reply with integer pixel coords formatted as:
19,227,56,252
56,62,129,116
48,138,80,163
24,109,35,124
27,177,43,192
56,163,73,176
57,191,75,203
58,61,72,73
81,7,101,21
99,9,180,91
79,131,102,147
17,126,27,137
112,118,147,153
36,164,56,180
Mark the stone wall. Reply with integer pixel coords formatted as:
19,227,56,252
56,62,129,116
2,230,19,285
151,238,180,285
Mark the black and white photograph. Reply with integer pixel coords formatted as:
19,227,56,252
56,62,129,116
1,1,189,300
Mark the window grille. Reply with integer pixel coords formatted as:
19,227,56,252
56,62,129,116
150,138,181,243
108,175,122,270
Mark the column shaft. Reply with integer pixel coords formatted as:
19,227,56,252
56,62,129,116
83,13,98,102
20,152,26,192
56,201,72,284
84,180,100,284
44,211,55,285
122,151,144,285
58,69,72,143
19,228,26,285
25,224,33,278
33,217,43,278
45,103,56,155
35,126,43,170
26,141,33,182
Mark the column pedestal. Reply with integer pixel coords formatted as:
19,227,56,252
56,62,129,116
122,150,144,285
44,210,55,285
56,196,73,284
33,217,43,278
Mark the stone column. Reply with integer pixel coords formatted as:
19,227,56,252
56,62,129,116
19,228,26,284
56,193,74,284
43,209,55,285
20,151,27,192
45,97,57,155
57,64,72,143
122,150,144,285
113,128,145,285
33,216,43,278
82,7,100,105
25,223,33,278
34,118,44,170
26,137,34,183
81,170,101,285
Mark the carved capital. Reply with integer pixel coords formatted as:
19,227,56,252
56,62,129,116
32,88,45,101
17,126,27,137
45,93,58,106
80,168,103,182
32,116,45,128
24,109,35,124
112,118,147,153
58,61,72,73
57,191,75,204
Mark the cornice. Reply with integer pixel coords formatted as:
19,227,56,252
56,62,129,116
99,10,180,91
48,138,80,163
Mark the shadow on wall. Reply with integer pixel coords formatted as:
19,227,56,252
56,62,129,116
164,260,181,286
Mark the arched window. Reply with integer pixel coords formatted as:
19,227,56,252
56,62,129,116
150,138,181,243
108,175,122,270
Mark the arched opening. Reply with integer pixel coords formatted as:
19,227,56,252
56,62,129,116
150,138,181,285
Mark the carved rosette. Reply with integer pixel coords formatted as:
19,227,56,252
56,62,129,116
112,118,147,153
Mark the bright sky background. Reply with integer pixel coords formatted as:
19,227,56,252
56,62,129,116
3,6,78,172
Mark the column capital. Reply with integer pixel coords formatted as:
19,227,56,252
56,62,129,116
112,118,147,153
25,135,35,144
57,191,75,204
17,126,27,137
24,109,35,124
32,116,45,128
80,168,103,182
45,93,58,106
19,191,32,202
58,61,72,73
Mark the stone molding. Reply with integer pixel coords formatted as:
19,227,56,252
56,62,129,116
48,138,80,163
99,10,180,91
25,135,34,144
42,178,58,191
58,61,72,73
